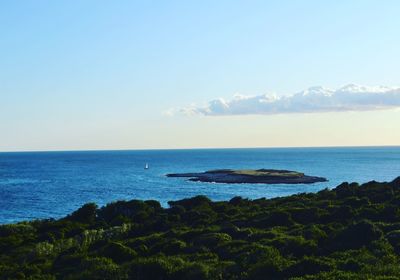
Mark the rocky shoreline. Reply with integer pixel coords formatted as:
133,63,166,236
166,169,327,184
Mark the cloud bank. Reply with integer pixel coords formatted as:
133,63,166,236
176,84,400,116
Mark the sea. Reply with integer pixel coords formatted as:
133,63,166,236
0,146,399,224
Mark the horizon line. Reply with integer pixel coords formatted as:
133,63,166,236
0,144,399,154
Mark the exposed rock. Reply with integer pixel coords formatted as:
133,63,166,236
166,169,327,184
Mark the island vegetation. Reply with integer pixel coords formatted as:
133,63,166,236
1,177,400,279
166,169,327,184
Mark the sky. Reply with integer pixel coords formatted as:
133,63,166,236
1,0,400,151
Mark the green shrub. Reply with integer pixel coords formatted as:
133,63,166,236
173,263,211,280
193,233,232,248
128,256,185,280
334,220,383,250
3,178,400,279
66,203,98,224
98,241,137,263
284,256,335,277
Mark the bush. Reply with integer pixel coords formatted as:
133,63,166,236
3,178,400,279
173,263,211,280
193,233,232,248
98,241,137,263
334,220,383,250
247,246,290,279
128,256,185,280
67,203,98,224
284,256,334,277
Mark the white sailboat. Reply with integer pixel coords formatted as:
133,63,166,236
144,163,149,169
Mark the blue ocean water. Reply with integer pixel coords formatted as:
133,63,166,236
0,147,399,224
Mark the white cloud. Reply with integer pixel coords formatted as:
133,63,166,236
162,108,177,117
175,84,400,116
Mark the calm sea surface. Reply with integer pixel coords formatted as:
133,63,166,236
0,147,399,224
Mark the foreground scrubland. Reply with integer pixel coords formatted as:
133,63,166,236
1,177,400,279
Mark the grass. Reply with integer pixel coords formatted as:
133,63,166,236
232,169,304,177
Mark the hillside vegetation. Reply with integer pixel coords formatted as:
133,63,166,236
1,177,400,279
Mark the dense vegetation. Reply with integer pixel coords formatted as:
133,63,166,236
1,177,400,279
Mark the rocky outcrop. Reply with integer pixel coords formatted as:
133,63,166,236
166,169,327,184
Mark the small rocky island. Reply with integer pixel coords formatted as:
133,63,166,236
166,169,327,184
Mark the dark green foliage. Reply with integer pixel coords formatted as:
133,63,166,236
66,203,97,224
98,241,137,263
285,256,334,277
193,233,232,247
128,257,178,280
1,177,400,279
333,220,382,250
169,195,212,209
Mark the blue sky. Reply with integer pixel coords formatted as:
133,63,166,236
1,1,400,151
